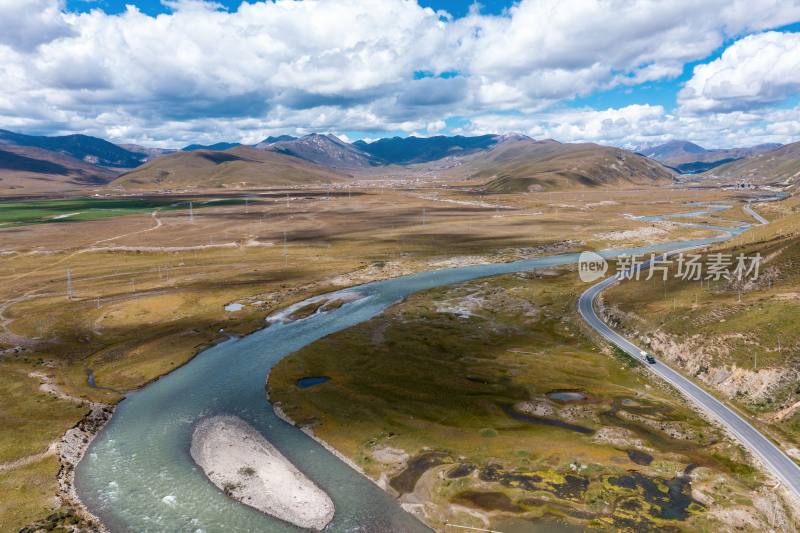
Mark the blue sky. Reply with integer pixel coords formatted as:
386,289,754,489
3,0,800,148
64,0,516,17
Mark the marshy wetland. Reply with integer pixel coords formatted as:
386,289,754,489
270,270,795,531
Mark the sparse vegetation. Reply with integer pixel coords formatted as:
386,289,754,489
0,186,776,529
238,466,256,477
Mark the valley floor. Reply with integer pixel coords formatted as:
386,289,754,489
0,185,779,530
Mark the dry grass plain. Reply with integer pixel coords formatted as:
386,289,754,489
0,183,764,530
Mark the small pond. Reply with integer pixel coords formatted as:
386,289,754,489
297,376,331,389
547,390,587,402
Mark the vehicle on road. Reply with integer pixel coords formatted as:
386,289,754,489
641,351,656,364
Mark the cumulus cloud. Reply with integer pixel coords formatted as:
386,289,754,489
1,0,800,145
679,31,800,113
453,0,800,107
0,0,74,51
462,104,800,148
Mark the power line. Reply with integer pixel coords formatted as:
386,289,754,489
66,269,74,300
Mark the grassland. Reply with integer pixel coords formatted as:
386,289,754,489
269,269,795,531
0,196,255,228
0,184,764,529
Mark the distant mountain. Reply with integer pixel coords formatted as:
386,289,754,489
703,141,800,187
0,143,117,194
258,133,378,169
255,135,297,146
112,146,344,190
182,142,241,152
641,140,782,174
0,129,147,169
641,140,706,161
354,134,513,165
118,144,176,160
458,138,674,192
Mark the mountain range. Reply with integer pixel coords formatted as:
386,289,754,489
1,128,797,195
0,129,147,168
640,140,782,174
353,134,503,164
703,140,800,188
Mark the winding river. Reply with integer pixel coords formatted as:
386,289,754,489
76,204,752,532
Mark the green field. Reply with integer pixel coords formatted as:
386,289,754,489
0,197,254,227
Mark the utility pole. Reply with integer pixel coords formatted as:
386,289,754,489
422,208,426,226
189,201,194,222
283,230,288,266
66,269,74,300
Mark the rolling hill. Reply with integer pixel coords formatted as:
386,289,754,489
460,138,674,192
0,144,117,194
703,141,800,188
641,140,781,174
111,146,344,190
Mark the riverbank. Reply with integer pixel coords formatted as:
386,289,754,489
56,403,113,532
190,415,335,530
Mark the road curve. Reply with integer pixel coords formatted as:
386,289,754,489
578,257,800,502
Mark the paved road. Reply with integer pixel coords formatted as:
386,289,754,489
744,201,769,225
578,253,800,501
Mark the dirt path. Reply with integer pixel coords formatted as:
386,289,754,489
4,209,164,285
0,441,58,473
0,372,95,474
0,211,167,343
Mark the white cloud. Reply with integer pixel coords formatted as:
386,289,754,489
454,0,800,108
0,0,799,145
462,104,800,148
0,0,73,51
679,31,800,113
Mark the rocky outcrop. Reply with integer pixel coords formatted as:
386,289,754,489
56,403,114,532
